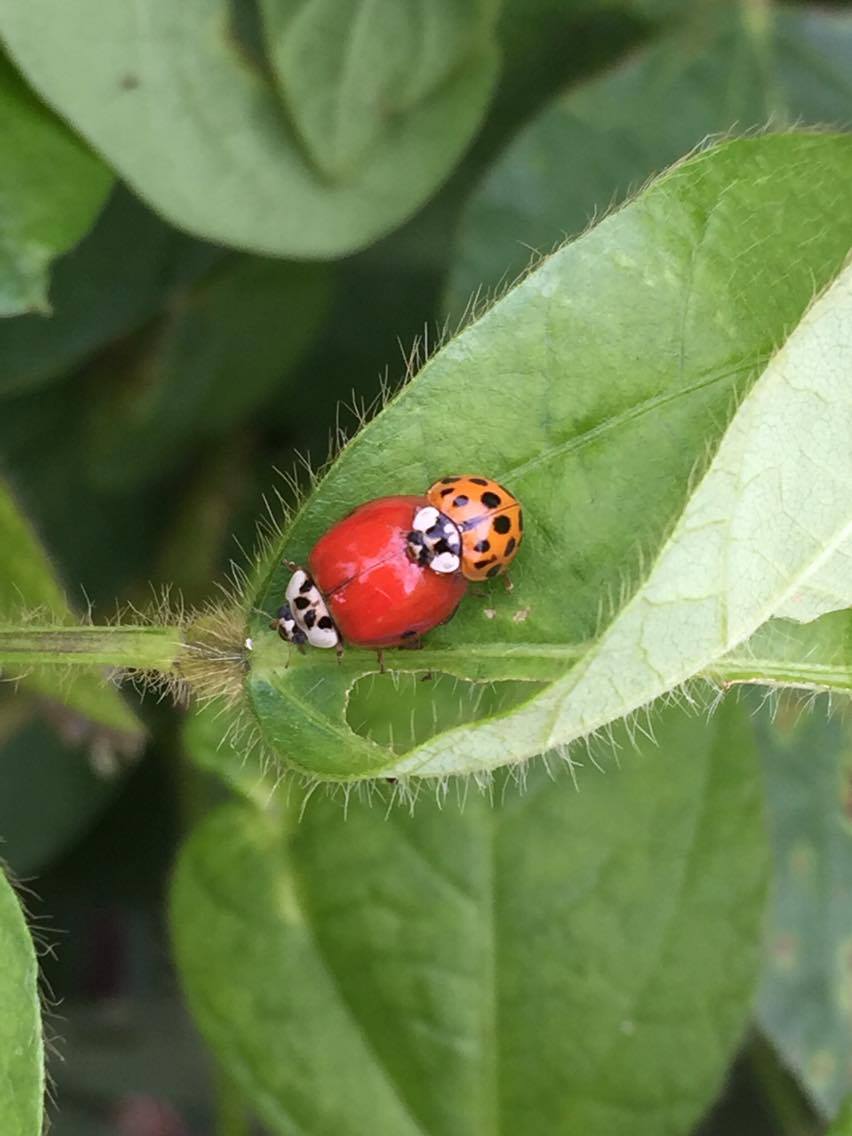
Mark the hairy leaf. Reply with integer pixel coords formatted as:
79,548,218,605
173,701,768,1136
241,134,852,780
0,52,110,317
0,0,498,257
757,702,852,1117
0,866,43,1136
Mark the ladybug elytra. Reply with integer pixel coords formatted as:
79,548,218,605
275,496,466,651
275,476,522,654
416,475,523,581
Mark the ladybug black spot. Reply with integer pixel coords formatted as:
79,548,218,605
440,487,454,497
408,530,423,545
434,539,450,554
318,616,334,630
505,537,516,556
299,577,313,593
487,565,502,578
474,558,494,571
493,515,511,535
453,494,470,507
470,477,488,485
518,510,524,531
473,539,490,553
481,491,501,509
441,477,460,485
304,610,317,629
294,595,310,610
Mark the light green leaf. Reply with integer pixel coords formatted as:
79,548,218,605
757,702,852,1118
0,52,110,317
261,0,496,179
0,478,144,744
240,133,852,781
0,0,498,257
446,4,852,317
172,700,768,1136
0,866,43,1136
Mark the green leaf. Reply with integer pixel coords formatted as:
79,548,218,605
0,52,110,317
241,133,852,780
0,0,498,258
260,0,496,180
829,1098,852,1136
0,695,121,876
446,4,852,317
0,478,144,744
0,187,218,400
183,698,276,807
84,255,331,489
0,866,43,1136
711,611,852,694
757,702,852,1117
172,700,768,1136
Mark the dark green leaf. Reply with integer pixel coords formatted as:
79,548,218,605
172,700,768,1136
0,187,218,400
757,702,852,1117
446,5,852,316
0,695,121,876
84,255,331,489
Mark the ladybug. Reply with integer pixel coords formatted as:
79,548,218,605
407,475,523,581
275,496,467,651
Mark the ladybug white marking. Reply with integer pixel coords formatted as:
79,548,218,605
285,569,340,649
275,602,308,647
407,505,461,574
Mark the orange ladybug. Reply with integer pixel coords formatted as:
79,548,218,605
407,475,523,581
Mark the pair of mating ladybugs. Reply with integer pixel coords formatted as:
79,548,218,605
274,476,523,654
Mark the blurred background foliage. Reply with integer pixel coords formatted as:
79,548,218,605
0,0,851,1132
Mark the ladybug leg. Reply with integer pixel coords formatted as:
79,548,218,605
375,648,385,674
398,633,424,651
501,573,514,593
419,672,433,682
335,641,345,663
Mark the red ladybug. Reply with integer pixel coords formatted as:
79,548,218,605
275,496,467,651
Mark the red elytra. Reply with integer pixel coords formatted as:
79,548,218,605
308,495,467,648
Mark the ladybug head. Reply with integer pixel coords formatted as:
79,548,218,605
406,505,462,574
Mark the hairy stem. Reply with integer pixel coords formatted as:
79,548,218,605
706,656,852,693
0,625,184,672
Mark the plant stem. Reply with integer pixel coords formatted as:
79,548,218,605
0,625,184,672
707,656,852,693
